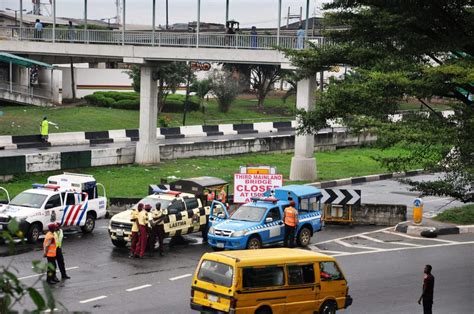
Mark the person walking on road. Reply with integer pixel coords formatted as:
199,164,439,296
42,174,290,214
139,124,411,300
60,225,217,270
43,223,59,284
54,223,70,280
135,203,149,258
129,203,143,258
283,197,298,248
418,264,435,314
150,202,167,256
40,116,58,143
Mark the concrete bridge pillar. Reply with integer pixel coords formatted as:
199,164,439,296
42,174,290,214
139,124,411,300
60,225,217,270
289,76,317,181
135,65,161,164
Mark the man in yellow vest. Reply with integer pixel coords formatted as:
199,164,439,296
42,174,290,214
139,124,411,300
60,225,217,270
43,223,59,284
129,203,143,258
135,204,149,258
283,197,299,248
149,202,167,256
40,116,58,143
54,223,70,280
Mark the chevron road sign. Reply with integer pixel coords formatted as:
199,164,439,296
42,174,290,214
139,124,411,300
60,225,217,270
321,189,361,205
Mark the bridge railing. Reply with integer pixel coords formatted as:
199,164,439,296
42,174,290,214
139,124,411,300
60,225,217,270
0,79,53,100
3,27,327,50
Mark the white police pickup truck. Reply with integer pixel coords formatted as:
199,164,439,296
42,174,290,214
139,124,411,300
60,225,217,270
0,173,107,243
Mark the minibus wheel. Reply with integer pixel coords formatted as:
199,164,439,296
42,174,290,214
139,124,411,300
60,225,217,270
246,236,262,249
255,306,272,314
319,300,337,314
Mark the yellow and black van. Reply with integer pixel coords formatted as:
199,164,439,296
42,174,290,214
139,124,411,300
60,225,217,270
190,248,352,314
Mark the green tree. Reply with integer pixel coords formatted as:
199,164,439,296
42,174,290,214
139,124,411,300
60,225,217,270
225,64,288,110
209,70,244,113
284,0,474,202
1,219,59,312
190,78,212,106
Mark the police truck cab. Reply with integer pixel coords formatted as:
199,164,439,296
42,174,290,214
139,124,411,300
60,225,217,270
0,173,107,243
207,185,323,250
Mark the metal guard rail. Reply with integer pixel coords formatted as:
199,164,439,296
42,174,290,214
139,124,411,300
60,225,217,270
2,27,328,50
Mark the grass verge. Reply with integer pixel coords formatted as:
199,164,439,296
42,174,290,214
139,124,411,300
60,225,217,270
0,95,295,136
0,147,414,199
433,204,474,225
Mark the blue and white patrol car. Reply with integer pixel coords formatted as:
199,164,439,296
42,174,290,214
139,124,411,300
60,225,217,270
207,185,323,250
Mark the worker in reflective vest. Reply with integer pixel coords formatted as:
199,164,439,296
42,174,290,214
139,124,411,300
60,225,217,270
40,116,58,143
129,203,143,258
54,223,70,280
135,204,149,258
43,223,59,284
149,202,167,256
283,198,299,248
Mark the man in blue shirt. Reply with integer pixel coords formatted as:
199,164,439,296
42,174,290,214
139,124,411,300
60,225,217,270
296,26,305,49
34,19,43,40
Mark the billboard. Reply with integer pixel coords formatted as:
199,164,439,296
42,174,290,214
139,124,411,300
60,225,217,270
233,173,283,203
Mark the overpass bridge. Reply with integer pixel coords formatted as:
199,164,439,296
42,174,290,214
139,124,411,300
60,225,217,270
0,23,326,181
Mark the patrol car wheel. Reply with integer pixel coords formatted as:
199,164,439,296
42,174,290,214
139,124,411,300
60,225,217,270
319,301,337,314
247,236,262,249
81,214,95,234
112,239,127,248
297,227,312,247
27,223,42,244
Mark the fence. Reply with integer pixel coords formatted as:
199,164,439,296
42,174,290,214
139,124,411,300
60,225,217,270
4,27,328,50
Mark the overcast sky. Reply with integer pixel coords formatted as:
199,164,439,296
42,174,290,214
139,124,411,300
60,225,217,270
1,0,328,28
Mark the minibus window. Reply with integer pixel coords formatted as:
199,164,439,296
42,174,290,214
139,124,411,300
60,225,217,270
243,266,284,288
198,260,233,287
288,264,315,285
320,262,343,281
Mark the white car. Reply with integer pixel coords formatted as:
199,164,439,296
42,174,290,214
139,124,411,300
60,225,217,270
0,173,107,243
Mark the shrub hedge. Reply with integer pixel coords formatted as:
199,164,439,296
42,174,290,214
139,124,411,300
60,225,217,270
84,91,200,112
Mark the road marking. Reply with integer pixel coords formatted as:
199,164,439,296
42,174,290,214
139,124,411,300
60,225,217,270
79,296,107,304
334,239,382,251
311,248,348,255
19,266,79,280
381,230,456,243
169,274,192,281
357,234,386,243
333,240,474,258
126,284,152,292
44,308,58,312
315,227,393,245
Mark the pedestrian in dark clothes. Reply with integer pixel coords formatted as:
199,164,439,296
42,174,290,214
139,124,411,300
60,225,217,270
418,264,435,314
54,223,70,280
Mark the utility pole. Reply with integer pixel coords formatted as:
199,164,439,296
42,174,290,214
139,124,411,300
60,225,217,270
166,0,169,30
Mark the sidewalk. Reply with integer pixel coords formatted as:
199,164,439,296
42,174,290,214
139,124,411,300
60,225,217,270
395,218,474,236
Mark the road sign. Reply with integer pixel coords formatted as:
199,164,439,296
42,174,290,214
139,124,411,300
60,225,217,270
321,189,361,205
233,173,283,203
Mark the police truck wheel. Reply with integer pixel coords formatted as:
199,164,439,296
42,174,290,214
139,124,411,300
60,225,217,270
81,214,95,233
319,301,337,314
247,236,262,249
112,239,127,248
297,227,312,247
27,223,42,243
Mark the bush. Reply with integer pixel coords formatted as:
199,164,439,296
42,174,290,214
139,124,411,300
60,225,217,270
84,92,199,112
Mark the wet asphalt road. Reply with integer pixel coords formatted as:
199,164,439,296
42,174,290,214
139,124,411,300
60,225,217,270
3,220,473,314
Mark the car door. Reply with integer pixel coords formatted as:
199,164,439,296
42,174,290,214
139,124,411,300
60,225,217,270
264,207,284,244
59,192,79,226
318,261,347,309
184,197,202,233
165,199,186,236
209,200,229,227
285,263,319,313
44,193,63,225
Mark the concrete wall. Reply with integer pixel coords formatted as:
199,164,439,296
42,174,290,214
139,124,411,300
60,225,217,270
353,203,407,226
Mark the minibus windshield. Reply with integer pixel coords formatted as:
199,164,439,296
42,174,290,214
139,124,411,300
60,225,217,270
198,260,233,287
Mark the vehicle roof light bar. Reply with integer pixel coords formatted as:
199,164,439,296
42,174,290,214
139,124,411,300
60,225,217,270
152,188,181,196
250,196,279,203
32,183,61,191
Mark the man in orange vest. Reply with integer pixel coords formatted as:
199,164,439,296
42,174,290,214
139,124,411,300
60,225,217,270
43,223,59,284
283,197,299,248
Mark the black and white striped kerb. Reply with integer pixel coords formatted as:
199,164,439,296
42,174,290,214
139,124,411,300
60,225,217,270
321,189,361,205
